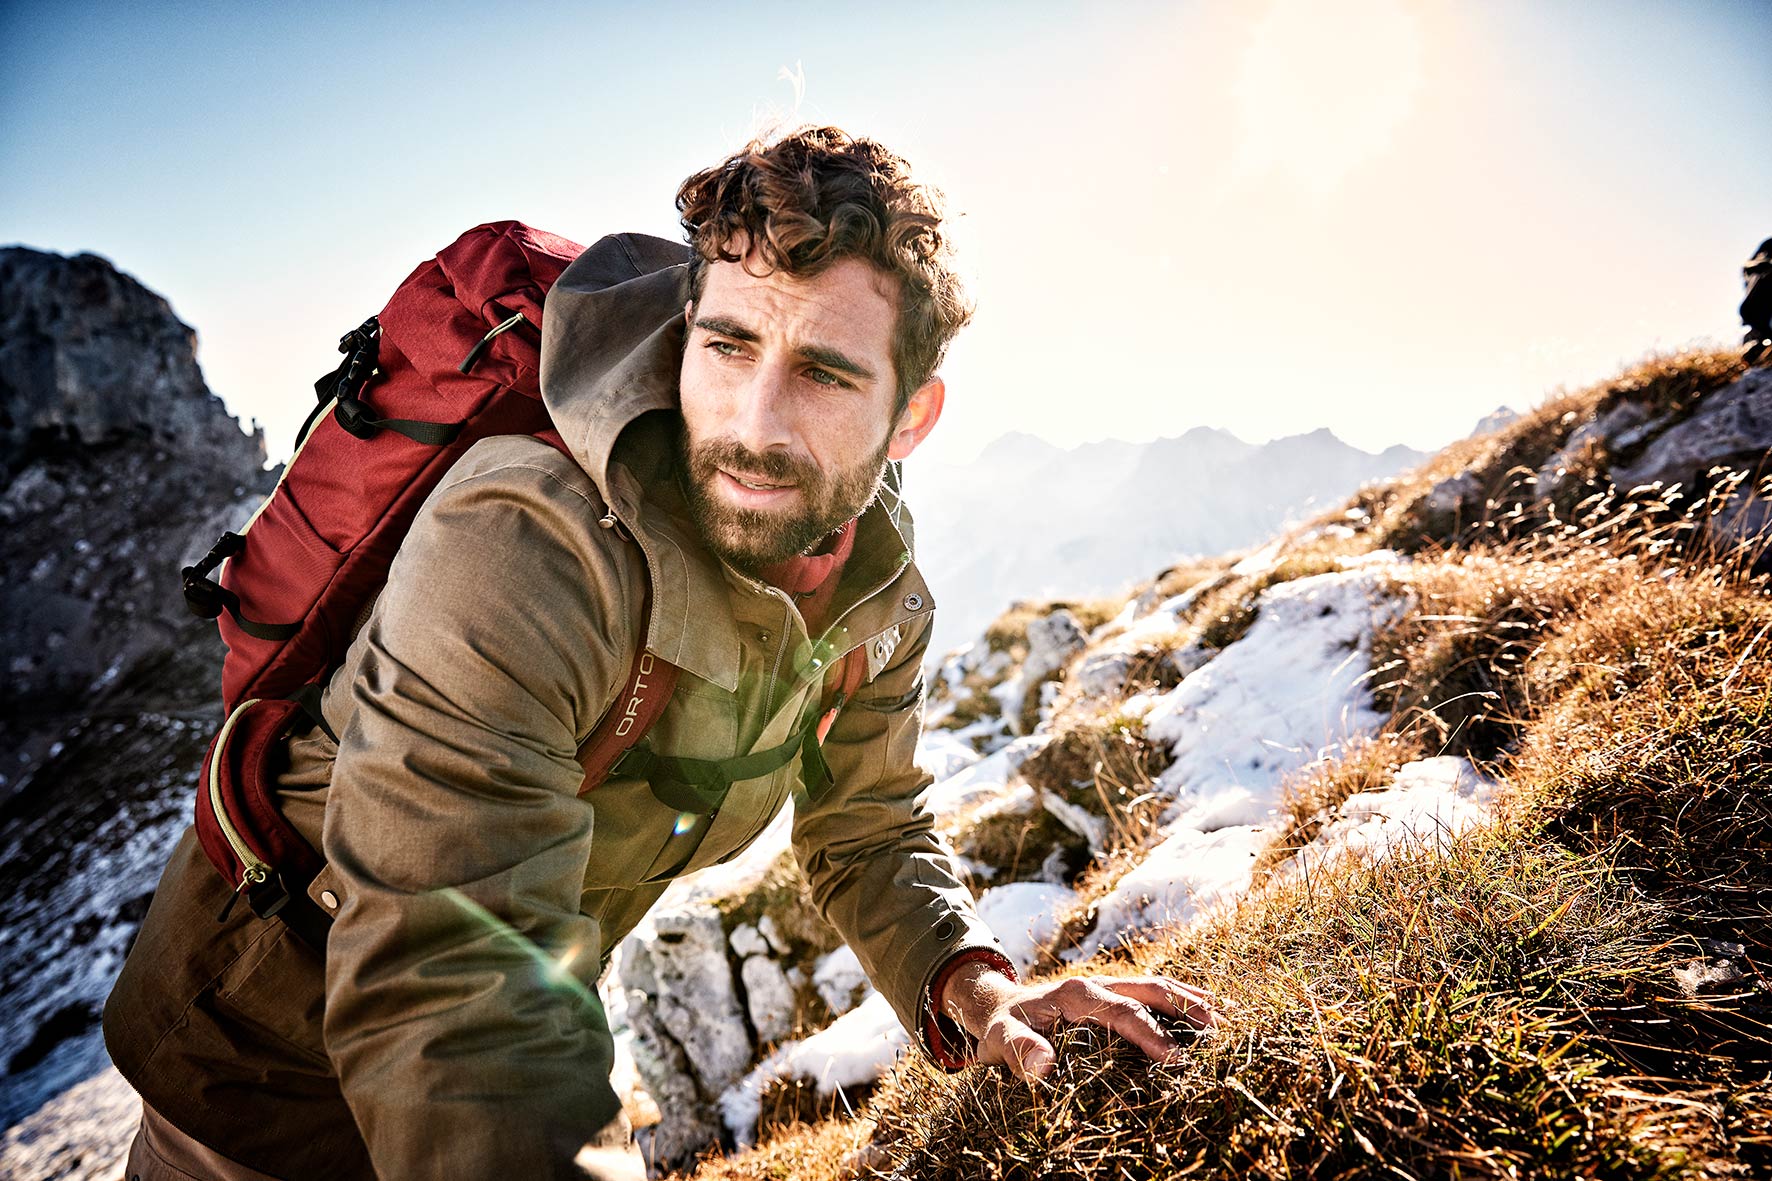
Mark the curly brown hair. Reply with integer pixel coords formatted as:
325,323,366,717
676,126,973,414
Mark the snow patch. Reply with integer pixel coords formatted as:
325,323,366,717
1070,825,1268,960
976,882,1074,972
1284,755,1498,878
917,728,983,781
721,991,907,1147
1145,566,1401,831
923,735,1048,815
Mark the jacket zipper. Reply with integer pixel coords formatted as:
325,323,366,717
761,587,794,718
609,505,924,718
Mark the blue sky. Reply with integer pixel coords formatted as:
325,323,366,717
4,0,1769,466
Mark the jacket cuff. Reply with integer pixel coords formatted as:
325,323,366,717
921,947,1019,1070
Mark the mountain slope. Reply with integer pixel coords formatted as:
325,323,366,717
909,425,1430,659
3,247,1768,1179
680,347,1772,1180
0,246,271,1137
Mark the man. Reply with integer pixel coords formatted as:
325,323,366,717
106,127,1215,1180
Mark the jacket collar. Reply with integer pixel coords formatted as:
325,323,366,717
540,235,934,693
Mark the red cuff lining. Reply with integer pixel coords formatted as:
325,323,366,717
923,948,1018,1069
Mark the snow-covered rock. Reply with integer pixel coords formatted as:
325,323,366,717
812,946,870,1018
1145,565,1404,831
991,607,1088,732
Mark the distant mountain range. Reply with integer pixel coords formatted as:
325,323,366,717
904,426,1434,660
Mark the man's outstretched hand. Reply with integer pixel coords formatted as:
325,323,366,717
940,963,1220,1082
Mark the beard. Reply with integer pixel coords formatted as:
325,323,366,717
676,424,889,578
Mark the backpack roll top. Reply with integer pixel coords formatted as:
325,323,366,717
210,222,587,709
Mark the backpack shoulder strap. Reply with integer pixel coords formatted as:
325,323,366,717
576,584,678,794
529,427,682,795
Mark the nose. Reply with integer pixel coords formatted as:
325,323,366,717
728,357,795,455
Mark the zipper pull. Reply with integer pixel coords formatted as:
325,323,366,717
216,866,266,924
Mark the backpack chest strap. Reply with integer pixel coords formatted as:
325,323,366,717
613,705,834,816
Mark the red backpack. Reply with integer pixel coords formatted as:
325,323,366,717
180,222,865,929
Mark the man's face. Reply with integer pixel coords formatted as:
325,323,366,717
677,250,941,576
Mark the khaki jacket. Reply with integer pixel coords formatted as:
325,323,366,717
104,236,1001,1179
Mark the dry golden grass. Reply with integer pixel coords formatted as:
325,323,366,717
702,576,1768,1176
687,1113,876,1181
943,796,1090,893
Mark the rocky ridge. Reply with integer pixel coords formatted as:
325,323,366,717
0,245,272,1136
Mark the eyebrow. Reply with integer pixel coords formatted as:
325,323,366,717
693,315,878,383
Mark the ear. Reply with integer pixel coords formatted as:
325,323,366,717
887,376,945,461
683,299,694,328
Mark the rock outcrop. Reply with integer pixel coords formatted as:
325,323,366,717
0,246,272,1130
1407,355,1772,572
0,247,264,482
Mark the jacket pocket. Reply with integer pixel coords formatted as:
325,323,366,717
209,920,331,1070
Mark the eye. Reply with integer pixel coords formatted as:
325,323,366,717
806,367,845,388
707,340,744,358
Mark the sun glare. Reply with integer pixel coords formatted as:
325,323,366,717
1231,0,1425,197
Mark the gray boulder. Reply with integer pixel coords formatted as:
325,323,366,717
1610,367,1771,494
619,906,754,1170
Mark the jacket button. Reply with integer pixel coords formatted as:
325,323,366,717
320,890,340,910
758,630,770,644
933,918,956,940
903,593,924,611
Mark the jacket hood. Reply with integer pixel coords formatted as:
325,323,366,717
540,232,693,516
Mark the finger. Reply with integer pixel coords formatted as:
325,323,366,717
981,1012,1058,1082
1073,994,1184,1064
1102,978,1222,1030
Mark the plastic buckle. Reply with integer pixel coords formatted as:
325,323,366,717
246,872,292,920
181,572,225,619
334,396,377,440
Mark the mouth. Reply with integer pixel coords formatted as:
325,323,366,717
717,468,800,504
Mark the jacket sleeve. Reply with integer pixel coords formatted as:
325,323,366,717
792,610,1011,1057
317,449,642,1179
